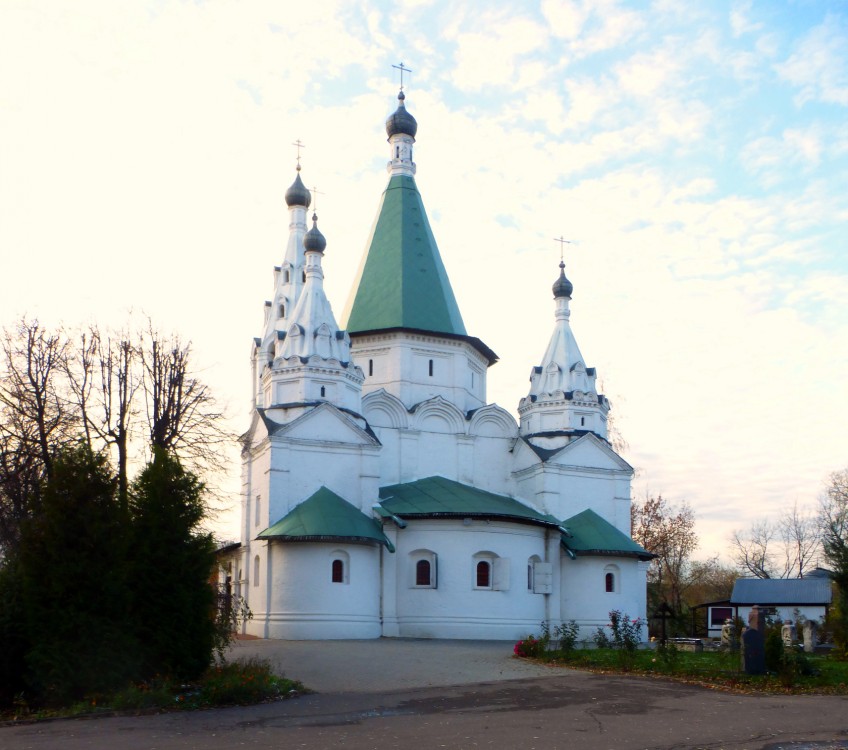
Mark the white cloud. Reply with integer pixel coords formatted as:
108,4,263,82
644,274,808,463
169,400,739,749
776,14,848,106
451,14,550,92
729,1,763,38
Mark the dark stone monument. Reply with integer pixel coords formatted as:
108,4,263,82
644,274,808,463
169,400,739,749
741,605,766,675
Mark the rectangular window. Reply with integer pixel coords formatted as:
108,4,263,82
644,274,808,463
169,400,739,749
710,607,733,626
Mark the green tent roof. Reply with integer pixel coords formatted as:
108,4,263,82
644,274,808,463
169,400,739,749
257,487,392,549
378,476,561,527
561,509,653,560
345,174,467,336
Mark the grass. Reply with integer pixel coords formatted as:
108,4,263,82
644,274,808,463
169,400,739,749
528,646,848,694
2,659,305,722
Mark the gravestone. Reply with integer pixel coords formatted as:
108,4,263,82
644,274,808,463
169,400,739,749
741,605,766,675
720,619,738,650
802,620,818,653
781,620,797,647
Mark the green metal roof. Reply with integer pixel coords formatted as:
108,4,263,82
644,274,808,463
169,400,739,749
345,174,467,336
257,487,393,549
378,476,561,527
561,509,653,560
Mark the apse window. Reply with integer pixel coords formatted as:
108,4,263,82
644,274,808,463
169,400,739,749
473,552,509,590
331,550,350,584
476,560,491,589
604,564,619,593
410,550,437,588
416,560,432,586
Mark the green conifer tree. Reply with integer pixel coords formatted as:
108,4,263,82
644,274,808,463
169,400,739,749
128,448,216,679
19,444,136,704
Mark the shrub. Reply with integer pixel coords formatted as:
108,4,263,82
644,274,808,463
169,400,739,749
593,626,612,649
514,636,544,658
556,620,580,654
199,659,296,705
608,610,643,653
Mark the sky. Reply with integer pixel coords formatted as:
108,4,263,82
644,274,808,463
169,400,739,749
1,0,846,562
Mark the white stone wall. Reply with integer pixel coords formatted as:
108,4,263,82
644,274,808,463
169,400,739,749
560,556,650,642
246,542,382,639
389,519,549,640
352,331,488,413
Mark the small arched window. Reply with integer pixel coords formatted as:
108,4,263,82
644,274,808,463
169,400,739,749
416,559,431,586
476,560,491,588
410,549,437,588
368,359,373,376
330,550,350,584
284,270,290,283
428,359,434,377
320,386,326,398
604,564,620,594
253,555,260,587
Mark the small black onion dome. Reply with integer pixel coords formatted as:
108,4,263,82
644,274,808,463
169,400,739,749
303,213,326,253
385,90,418,138
553,261,573,298
285,171,312,208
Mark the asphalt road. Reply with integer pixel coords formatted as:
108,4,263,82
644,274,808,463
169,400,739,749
4,639,848,750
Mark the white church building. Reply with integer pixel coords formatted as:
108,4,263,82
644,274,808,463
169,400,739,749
226,89,652,641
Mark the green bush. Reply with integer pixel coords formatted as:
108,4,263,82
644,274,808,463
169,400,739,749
199,659,296,706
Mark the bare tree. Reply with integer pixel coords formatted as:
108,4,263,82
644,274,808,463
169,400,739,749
731,504,821,579
0,319,75,553
779,501,820,578
66,327,140,510
730,519,779,578
140,325,230,475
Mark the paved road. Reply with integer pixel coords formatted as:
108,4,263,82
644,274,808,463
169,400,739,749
4,639,848,749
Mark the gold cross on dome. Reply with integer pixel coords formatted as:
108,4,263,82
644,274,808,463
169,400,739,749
310,185,325,211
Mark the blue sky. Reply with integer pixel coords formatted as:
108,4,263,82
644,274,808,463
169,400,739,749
1,0,846,557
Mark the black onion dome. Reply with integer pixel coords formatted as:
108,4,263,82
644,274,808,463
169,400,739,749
285,171,312,208
303,213,326,253
552,261,573,298
385,90,418,138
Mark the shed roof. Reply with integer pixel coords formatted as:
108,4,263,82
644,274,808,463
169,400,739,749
378,476,561,528
730,578,832,605
257,487,392,550
560,508,654,561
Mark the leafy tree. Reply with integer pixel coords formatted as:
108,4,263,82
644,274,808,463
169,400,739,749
18,444,136,704
128,448,217,680
631,494,698,621
0,557,28,706
820,468,848,657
